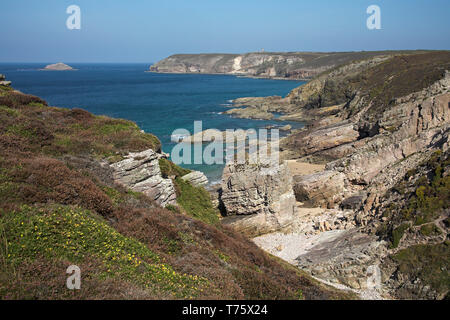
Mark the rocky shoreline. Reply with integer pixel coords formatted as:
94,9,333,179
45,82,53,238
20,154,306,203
212,51,450,300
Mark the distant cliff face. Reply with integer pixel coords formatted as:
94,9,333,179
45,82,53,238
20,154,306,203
150,51,421,80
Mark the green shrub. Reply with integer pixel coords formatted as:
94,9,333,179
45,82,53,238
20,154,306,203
174,178,219,225
159,158,190,178
391,223,409,248
420,224,441,237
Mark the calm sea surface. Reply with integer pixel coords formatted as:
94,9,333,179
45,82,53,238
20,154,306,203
0,63,306,183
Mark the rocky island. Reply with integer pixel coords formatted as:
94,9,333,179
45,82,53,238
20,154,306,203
42,62,75,71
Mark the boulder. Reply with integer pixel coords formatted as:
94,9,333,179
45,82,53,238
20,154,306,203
340,193,367,210
291,120,359,156
293,170,346,208
181,171,208,187
0,81,11,87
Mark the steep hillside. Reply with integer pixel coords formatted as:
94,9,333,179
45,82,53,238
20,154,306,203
150,51,424,80
0,79,353,300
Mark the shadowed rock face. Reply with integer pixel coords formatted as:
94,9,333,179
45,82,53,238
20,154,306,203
220,161,297,237
110,149,176,207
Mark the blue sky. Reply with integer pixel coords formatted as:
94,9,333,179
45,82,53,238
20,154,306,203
1,0,449,62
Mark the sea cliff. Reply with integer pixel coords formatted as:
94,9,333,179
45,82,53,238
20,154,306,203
217,51,450,299
150,51,428,80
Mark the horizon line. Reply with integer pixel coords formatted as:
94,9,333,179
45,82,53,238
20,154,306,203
1,48,449,64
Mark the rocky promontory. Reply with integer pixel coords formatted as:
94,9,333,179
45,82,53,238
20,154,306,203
220,51,450,299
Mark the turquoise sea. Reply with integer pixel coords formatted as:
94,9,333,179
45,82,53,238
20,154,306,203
0,63,305,183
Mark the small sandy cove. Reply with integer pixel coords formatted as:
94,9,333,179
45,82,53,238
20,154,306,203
286,160,325,176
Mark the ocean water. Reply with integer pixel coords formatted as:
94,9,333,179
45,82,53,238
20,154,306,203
0,63,305,183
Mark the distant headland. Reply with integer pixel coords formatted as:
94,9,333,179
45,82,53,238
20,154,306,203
149,50,431,80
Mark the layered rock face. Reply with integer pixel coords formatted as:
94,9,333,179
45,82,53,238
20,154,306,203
220,161,297,236
295,229,388,290
110,149,176,207
281,53,450,212
150,51,411,80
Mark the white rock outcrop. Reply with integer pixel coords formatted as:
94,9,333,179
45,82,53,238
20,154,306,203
110,149,176,207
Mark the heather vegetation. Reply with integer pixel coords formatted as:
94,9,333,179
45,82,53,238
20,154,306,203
0,85,351,299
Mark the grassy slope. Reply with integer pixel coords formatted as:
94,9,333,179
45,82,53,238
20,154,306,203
0,85,353,300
